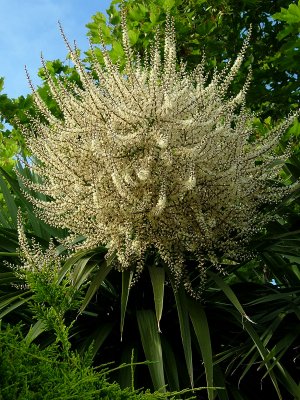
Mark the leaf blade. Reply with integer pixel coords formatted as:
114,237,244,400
136,309,166,392
148,265,165,331
120,269,133,340
79,253,115,314
188,299,214,400
172,284,194,388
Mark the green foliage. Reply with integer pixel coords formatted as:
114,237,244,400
23,265,83,356
273,1,300,26
0,323,100,400
86,0,299,120
0,80,30,164
0,219,195,400
272,1,300,90
0,323,183,400
0,1,299,399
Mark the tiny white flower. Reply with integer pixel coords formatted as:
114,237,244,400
21,13,297,285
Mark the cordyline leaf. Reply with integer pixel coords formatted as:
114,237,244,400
78,322,114,359
0,271,20,283
0,210,10,228
233,310,285,383
261,252,300,286
79,252,116,314
0,295,31,319
136,309,166,392
188,299,214,400
148,265,165,332
208,271,255,323
171,283,194,388
0,292,31,312
0,228,18,252
241,318,283,400
161,336,180,391
120,269,133,341
118,344,138,390
208,273,286,395
236,346,263,388
213,365,229,400
71,258,99,289
275,361,300,399
57,249,96,284
25,320,46,344
0,252,19,257
0,165,66,240
260,331,299,373
230,386,249,400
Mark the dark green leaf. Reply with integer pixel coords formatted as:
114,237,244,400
120,269,133,341
148,265,165,332
188,299,214,400
136,309,166,392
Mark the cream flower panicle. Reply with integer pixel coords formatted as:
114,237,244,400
20,12,298,285
16,210,64,276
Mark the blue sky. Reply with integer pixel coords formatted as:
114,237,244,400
0,0,111,98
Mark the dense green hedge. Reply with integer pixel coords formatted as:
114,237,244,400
0,324,180,400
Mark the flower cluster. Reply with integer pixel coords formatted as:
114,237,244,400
16,211,64,277
21,16,296,283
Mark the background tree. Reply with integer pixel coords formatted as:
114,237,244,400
86,0,299,119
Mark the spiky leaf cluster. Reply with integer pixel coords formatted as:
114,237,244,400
21,16,296,282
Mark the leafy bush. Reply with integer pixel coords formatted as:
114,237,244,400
0,323,190,400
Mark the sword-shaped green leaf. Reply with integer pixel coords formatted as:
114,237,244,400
172,284,194,388
275,361,300,399
208,271,255,323
25,319,46,344
0,252,19,257
188,299,214,400
161,336,180,391
79,253,115,314
78,322,114,359
0,294,31,318
71,259,99,289
0,292,30,311
120,269,133,341
136,309,166,392
148,265,165,331
241,319,283,400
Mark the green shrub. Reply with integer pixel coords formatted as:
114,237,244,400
0,323,186,400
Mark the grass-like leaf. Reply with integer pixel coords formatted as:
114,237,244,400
0,294,31,319
148,265,165,332
25,319,46,344
136,309,166,392
188,299,214,400
120,269,133,341
78,322,115,359
79,253,116,314
208,271,255,323
172,284,194,388
71,258,99,289
240,318,283,399
161,336,180,391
